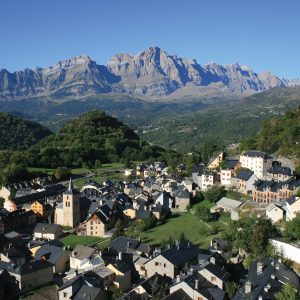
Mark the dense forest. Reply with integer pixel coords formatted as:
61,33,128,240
0,111,179,172
241,107,300,158
0,112,52,150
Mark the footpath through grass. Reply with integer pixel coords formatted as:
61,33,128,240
60,234,105,249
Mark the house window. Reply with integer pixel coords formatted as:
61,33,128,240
164,263,166,268
155,262,159,266
211,276,216,282
63,292,68,298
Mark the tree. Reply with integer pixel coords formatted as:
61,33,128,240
205,186,226,203
111,285,124,300
53,167,71,181
94,159,102,168
275,283,299,300
285,213,300,241
195,206,212,222
222,216,278,258
225,281,239,299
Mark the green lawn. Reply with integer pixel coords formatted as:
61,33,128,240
139,210,230,248
59,234,104,249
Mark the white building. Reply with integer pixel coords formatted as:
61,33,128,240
200,172,214,191
220,169,232,186
266,203,285,223
286,196,300,221
240,150,273,180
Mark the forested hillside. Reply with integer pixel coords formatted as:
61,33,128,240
27,110,173,168
241,107,300,158
0,112,52,150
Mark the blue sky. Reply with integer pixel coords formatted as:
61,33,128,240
0,0,299,78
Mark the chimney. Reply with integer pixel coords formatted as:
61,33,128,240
177,243,180,250
176,275,181,283
127,242,130,250
118,252,122,261
195,279,199,290
258,296,263,300
271,274,276,280
264,283,271,292
245,281,252,294
210,257,216,265
257,262,263,274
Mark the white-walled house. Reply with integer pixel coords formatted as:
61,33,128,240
220,169,232,186
286,196,300,221
240,151,273,180
266,203,285,223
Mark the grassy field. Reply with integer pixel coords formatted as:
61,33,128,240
59,234,104,249
140,200,231,248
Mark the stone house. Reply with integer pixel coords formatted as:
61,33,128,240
233,169,258,195
144,241,200,279
4,260,54,292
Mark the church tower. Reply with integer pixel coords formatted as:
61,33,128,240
62,178,80,228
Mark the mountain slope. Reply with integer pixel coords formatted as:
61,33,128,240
28,110,171,168
0,47,289,99
241,107,300,158
0,112,52,150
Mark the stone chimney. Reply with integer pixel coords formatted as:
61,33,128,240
195,279,199,290
118,252,122,261
210,256,216,265
245,281,252,294
257,261,263,274
176,274,181,283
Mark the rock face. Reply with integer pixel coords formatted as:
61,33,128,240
0,47,292,98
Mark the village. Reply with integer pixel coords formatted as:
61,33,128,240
0,150,300,299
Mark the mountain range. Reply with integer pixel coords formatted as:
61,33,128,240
1,46,299,99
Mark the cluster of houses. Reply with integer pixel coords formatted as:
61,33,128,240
0,151,300,298
1,152,299,237
0,230,299,299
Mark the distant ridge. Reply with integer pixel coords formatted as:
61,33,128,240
0,47,298,99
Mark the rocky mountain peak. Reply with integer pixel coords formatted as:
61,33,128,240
0,46,295,98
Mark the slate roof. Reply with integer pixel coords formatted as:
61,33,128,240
253,180,282,193
33,223,61,234
110,236,140,253
6,260,53,275
108,258,131,273
156,241,200,268
173,188,190,199
266,202,284,213
235,170,254,181
133,274,172,296
202,262,231,281
35,244,66,265
192,164,205,174
287,195,300,206
12,184,66,206
267,165,292,176
71,245,95,260
242,151,272,159
225,159,239,170
0,209,35,222
216,197,242,210
73,285,102,300
163,288,192,300
234,258,300,300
